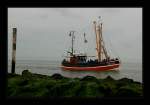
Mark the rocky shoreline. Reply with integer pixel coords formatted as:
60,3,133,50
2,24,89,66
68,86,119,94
7,70,143,97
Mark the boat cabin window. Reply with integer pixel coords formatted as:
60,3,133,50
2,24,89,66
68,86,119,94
77,56,87,63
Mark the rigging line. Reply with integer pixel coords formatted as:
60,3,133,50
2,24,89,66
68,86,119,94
101,33,109,57
103,35,115,57
78,22,92,34
107,37,116,57
79,24,92,53
73,31,86,54
103,36,111,56
106,34,121,60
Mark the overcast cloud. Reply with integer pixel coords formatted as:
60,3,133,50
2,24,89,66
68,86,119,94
8,8,142,63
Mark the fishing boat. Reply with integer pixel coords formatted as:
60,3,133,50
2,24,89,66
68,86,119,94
61,17,121,71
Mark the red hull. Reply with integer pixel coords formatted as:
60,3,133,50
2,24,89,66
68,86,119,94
61,64,120,71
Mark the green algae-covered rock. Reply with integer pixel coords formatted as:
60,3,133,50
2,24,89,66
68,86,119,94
32,73,50,79
104,76,115,81
7,77,22,96
77,82,103,97
118,78,134,84
7,73,20,78
7,72,143,97
51,73,65,80
99,84,113,97
63,80,82,97
22,70,32,80
116,84,143,96
80,75,99,83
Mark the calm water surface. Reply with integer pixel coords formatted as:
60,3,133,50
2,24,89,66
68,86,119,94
8,60,142,83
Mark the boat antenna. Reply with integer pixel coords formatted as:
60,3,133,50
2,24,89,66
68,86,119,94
69,31,75,56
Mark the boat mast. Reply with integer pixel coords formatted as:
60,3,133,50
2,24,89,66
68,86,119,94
93,21,98,59
97,21,102,62
69,31,75,56
93,17,102,62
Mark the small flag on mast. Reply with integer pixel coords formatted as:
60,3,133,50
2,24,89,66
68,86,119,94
84,33,88,43
69,32,71,36
99,16,101,19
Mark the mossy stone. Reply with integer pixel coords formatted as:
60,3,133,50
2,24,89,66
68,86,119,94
80,75,99,83
7,72,143,97
22,70,32,80
51,73,64,80
116,85,142,96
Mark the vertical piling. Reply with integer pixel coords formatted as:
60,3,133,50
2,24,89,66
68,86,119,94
11,28,17,74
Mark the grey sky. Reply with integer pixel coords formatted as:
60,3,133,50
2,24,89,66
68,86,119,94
8,8,142,63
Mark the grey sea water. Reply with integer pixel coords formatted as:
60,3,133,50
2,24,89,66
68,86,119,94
8,60,142,83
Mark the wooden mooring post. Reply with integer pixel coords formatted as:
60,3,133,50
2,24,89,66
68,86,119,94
11,28,17,74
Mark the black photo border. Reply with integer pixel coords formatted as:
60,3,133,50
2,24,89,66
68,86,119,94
0,0,144,105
